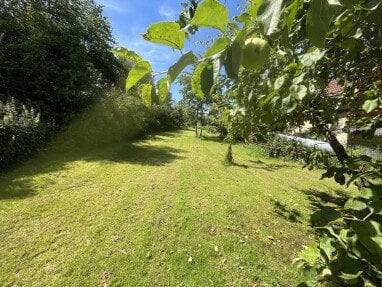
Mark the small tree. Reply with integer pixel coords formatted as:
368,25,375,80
224,144,233,165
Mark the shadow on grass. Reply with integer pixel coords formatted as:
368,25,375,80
102,143,185,166
200,135,224,143
271,199,303,223
301,188,350,209
248,160,290,171
0,131,186,200
147,131,182,140
0,179,36,200
232,162,249,168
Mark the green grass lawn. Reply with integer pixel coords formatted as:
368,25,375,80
0,130,355,286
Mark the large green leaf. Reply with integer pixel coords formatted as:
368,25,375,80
370,200,382,215
298,245,320,265
112,47,143,62
330,254,363,280
306,0,337,47
344,198,367,211
361,0,382,10
260,91,279,107
126,61,152,91
361,185,382,199
319,237,335,260
339,0,360,7
139,84,153,107
212,54,223,80
224,46,239,79
224,30,245,79
257,0,283,35
235,13,252,27
311,206,341,227
157,78,169,103
285,0,300,31
191,0,229,31
167,51,196,85
362,99,379,113
274,76,285,90
204,37,231,58
351,220,382,257
292,73,305,85
246,0,264,18
289,84,307,100
226,43,244,79
299,48,326,66
191,61,214,99
142,22,185,50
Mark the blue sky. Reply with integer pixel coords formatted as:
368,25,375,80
95,0,244,101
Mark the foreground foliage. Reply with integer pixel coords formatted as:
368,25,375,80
124,0,382,285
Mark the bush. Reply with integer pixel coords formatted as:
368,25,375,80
259,134,332,168
0,90,186,168
54,89,185,151
146,105,184,133
0,98,49,169
54,89,146,150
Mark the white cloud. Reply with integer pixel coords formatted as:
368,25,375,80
158,5,177,20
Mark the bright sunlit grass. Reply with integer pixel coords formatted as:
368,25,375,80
0,130,355,286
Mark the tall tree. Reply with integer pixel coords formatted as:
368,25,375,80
0,0,121,123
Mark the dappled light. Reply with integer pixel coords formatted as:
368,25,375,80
302,188,350,210
271,199,303,224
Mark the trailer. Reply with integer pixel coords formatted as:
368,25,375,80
277,134,335,154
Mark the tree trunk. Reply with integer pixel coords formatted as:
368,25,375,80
325,129,371,189
195,108,199,137
225,144,233,164
199,106,203,137
324,130,349,164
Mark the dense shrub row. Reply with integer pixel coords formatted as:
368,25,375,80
146,104,184,133
46,89,185,152
0,90,185,169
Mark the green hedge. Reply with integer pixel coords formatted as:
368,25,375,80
49,89,185,151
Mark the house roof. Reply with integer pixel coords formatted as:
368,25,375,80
325,79,351,96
